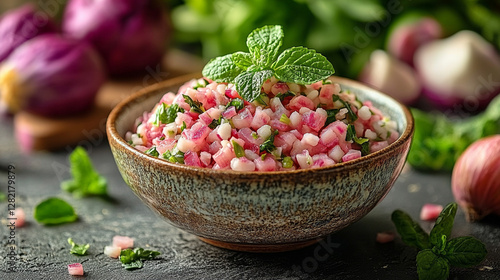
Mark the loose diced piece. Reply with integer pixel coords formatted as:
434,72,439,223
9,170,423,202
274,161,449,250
68,263,84,276
112,235,134,249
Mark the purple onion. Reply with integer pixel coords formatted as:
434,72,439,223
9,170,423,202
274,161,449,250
414,30,500,111
62,0,169,76
0,34,106,117
0,4,58,62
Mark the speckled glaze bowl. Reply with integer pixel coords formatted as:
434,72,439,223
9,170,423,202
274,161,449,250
106,73,414,252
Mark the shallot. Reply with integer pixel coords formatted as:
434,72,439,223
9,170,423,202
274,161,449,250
452,135,500,221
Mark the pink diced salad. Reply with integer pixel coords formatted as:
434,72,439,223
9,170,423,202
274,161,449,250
126,77,399,171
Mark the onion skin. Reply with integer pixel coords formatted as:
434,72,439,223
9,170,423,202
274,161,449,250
451,135,500,222
0,4,58,62
62,0,169,76
0,34,106,117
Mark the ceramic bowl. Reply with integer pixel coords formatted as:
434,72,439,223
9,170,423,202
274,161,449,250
106,73,414,252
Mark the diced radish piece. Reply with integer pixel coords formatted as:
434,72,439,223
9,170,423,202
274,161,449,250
199,151,212,167
420,204,443,221
288,95,315,111
270,119,290,132
104,245,122,258
311,154,335,168
376,232,395,243
112,235,134,249
320,128,339,148
232,108,253,129
68,263,84,276
13,208,26,228
289,111,302,128
301,133,320,146
244,149,260,160
213,143,235,168
318,83,340,106
230,157,256,171
274,132,298,155
198,111,213,125
184,150,202,167
296,150,313,169
222,106,237,119
254,156,277,171
217,122,232,140
301,110,327,132
342,149,362,162
154,138,177,155
251,107,271,130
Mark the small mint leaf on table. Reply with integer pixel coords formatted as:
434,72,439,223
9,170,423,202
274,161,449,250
34,197,78,225
391,210,431,250
430,203,457,247
202,54,243,83
235,70,274,102
68,238,90,256
273,46,334,85
246,25,283,67
444,236,487,268
61,146,108,198
417,249,450,280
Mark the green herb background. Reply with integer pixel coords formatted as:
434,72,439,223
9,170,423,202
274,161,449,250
166,0,500,79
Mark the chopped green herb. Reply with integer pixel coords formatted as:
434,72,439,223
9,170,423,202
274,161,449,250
120,248,161,270
332,94,358,122
325,108,340,126
345,124,370,156
208,117,221,129
180,121,187,132
227,98,245,110
259,130,279,153
61,147,108,198
392,203,487,280
282,156,293,168
251,132,259,139
145,146,159,157
202,25,334,102
163,148,185,164
34,197,77,225
279,114,291,125
153,103,184,126
182,94,205,114
254,92,268,106
232,140,245,158
68,238,89,256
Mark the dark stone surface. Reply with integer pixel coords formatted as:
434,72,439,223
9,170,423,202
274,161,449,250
1,119,499,280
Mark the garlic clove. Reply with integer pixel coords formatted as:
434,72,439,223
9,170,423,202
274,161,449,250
359,50,421,105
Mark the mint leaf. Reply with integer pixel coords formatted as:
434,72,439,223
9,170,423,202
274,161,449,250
246,25,283,67
68,238,90,256
120,248,160,270
391,210,431,250
417,249,450,280
235,70,273,102
430,203,457,247
232,52,253,70
61,147,108,198
445,236,487,268
202,54,243,83
273,46,334,85
34,197,77,225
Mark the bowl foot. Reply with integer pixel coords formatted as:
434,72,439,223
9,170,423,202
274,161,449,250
198,237,321,253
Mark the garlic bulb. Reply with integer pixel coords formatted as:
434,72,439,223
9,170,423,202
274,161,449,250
451,135,500,221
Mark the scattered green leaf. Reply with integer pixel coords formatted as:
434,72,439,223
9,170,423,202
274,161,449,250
61,147,108,198
182,94,205,114
68,238,90,256
259,130,279,154
145,146,159,157
226,98,245,110
153,103,184,126
119,248,161,270
34,197,77,225
232,140,245,158
162,148,185,164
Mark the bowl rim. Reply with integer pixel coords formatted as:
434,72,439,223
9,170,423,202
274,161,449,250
106,73,414,177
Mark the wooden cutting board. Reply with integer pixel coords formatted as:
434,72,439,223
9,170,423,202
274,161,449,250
13,49,204,152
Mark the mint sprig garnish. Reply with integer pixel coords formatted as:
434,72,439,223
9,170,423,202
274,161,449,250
392,203,487,280
202,25,335,102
